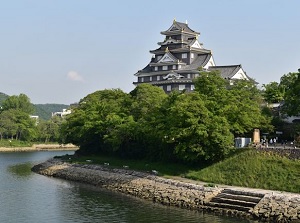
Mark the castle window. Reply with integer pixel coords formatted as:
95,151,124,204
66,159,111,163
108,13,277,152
182,53,187,59
162,66,168,70
141,77,144,82
157,76,160,81
191,85,195,90
178,65,182,69
191,53,194,59
195,74,199,78
167,85,172,91
172,65,176,69
179,85,185,91
154,66,158,71
187,74,191,78
149,76,152,81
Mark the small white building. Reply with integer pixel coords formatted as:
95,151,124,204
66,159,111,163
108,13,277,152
52,109,71,117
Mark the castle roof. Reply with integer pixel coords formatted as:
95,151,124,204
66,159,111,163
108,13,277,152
208,65,252,81
161,20,199,35
180,53,213,70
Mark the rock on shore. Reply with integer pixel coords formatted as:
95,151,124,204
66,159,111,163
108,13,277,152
32,159,300,222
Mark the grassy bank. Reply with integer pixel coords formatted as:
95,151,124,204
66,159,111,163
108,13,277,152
0,140,33,147
186,149,300,193
61,154,190,176
61,149,300,193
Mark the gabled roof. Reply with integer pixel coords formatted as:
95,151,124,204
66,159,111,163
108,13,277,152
208,65,252,81
189,39,203,49
161,20,200,35
180,53,212,70
157,51,178,63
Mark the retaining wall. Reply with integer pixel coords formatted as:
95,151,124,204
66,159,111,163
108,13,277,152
32,159,300,222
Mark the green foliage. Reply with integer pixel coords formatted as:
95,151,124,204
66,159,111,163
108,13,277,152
60,89,131,154
194,71,272,136
61,80,270,164
186,149,300,193
154,92,234,163
0,139,32,147
0,92,9,105
1,94,34,114
0,94,37,141
36,116,63,143
281,70,300,116
262,81,284,103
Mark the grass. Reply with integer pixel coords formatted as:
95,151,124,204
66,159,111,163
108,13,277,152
59,149,300,193
0,139,33,147
186,149,300,193
60,154,191,176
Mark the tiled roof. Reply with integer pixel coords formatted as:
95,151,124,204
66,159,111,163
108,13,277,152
161,21,200,35
139,64,152,73
133,78,193,86
175,21,197,33
180,53,212,70
208,65,242,79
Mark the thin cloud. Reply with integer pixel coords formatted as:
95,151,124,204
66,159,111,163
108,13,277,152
67,71,84,82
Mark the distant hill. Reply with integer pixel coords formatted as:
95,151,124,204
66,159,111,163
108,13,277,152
33,104,70,120
0,92,9,105
0,92,69,120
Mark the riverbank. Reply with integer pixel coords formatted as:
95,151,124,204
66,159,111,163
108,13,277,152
32,158,300,222
0,144,78,152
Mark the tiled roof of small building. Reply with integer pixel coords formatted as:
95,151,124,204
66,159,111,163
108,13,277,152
208,65,242,79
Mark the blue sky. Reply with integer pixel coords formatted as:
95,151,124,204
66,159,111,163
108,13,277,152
0,0,299,104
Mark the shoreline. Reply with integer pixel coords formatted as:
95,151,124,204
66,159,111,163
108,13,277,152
0,144,78,152
32,159,300,222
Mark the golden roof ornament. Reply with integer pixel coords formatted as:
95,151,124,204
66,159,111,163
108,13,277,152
173,18,176,24
165,47,169,52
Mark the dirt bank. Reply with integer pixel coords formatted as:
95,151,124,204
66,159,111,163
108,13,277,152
0,144,78,152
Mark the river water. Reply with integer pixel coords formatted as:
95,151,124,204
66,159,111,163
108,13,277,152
0,151,257,223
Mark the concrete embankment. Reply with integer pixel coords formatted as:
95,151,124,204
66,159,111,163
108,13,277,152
32,159,300,222
0,144,78,152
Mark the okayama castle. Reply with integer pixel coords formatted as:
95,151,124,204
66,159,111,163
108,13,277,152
133,20,252,92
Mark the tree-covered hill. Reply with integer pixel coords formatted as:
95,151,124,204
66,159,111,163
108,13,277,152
0,92,9,105
33,104,69,120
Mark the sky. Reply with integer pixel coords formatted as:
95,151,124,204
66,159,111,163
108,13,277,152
0,0,300,105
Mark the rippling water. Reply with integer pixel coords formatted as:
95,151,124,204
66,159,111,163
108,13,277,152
0,151,258,223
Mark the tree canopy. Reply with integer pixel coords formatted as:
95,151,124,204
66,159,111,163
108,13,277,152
280,70,300,116
60,75,271,164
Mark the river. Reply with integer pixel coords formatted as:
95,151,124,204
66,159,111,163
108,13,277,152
0,151,257,223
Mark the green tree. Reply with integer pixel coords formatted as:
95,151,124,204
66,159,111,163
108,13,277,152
1,94,34,114
280,70,300,116
0,109,36,140
153,92,234,163
262,82,284,103
194,71,272,136
60,89,131,154
37,116,62,142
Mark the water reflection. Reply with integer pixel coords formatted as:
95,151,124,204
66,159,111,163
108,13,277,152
0,151,258,223
7,162,32,178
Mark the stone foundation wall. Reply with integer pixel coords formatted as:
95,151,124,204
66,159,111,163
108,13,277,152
32,159,300,222
257,147,300,160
